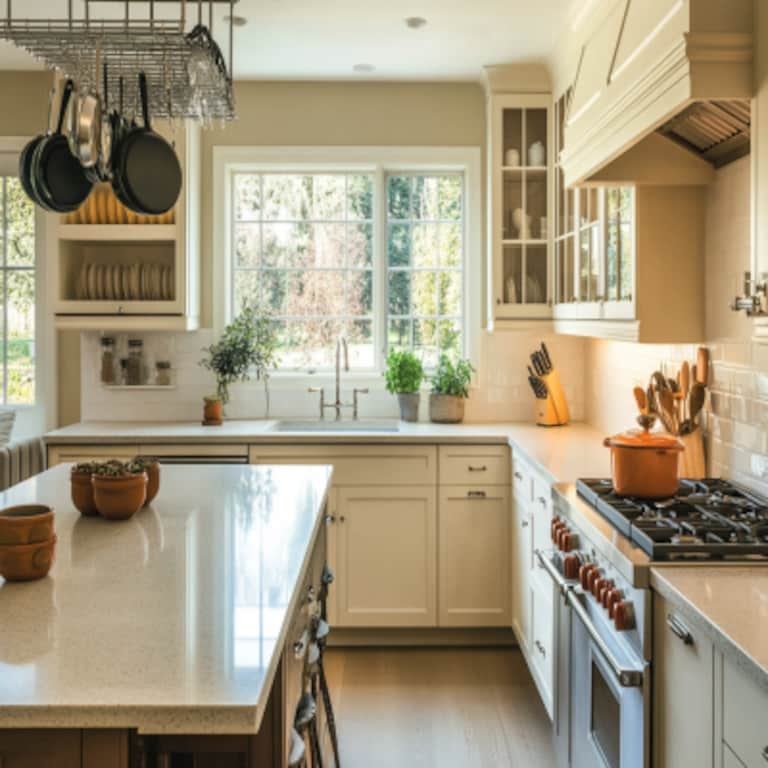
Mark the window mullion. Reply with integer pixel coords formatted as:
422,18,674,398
375,166,387,369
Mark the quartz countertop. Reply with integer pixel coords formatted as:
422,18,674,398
650,567,768,692
0,463,333,734
44,420,612,483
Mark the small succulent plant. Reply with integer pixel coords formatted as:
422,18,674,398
125,456,157,474
72,461,100,475
91,461,130,478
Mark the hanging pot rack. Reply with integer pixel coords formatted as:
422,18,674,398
0,0,239,121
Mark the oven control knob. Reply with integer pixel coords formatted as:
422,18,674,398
550,517,560,542
593,577,611,600
551,519,565,543
614,601,636,631
563,554,581,580
607,589,623,619
587,568,603,594
579,563,596,590
599,580,615,607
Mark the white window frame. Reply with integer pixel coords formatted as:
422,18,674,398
213,146,482,384
0,137,53,438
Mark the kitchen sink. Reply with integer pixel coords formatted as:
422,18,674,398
271,419,400,433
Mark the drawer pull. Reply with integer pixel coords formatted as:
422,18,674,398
325,514,336,524
535,640,546,658
468,465,488,472
537,496,547,507
514,471,523,480
521,519,529,528
467,490,487,499
666,614,693,645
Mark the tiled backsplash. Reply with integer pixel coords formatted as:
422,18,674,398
586,156,768,494
80,328,587,424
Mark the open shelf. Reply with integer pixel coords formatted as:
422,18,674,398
58,225,177,242
102,385,177,391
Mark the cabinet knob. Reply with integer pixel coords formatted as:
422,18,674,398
537,496,547,507
521,519,529,528
468,465,487,472
497,298,502,305
339,515,346,523
514,471,523,480
467,490,487,498
324,514,336,524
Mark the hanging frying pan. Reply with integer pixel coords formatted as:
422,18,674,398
19,82,60,208
111,72,181,215
31,79,93,213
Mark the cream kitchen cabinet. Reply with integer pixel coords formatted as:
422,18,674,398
722,656,768,768
510,490,532,652
438,485,510,627
653,595,715,768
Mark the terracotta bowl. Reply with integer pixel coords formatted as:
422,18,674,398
71,470,99,516
143,460,160,504
0,504,54,545
92,473,147,521
0,535,57,581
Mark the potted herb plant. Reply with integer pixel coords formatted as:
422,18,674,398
384,349,424,422
91,462,147,521
126,456,161,504
200,305,279,424
70,462,100,517
429,355,475,424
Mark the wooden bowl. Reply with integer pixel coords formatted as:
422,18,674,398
0,535,57,581
71,471,99,516
92,473,147,521
0,505,54,545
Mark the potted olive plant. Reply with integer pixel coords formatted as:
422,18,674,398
384,349,425,422
429,355,475,424
200,305,279,424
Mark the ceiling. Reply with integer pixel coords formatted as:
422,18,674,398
0,0,572,81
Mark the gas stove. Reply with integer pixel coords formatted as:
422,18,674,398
576,478,768,560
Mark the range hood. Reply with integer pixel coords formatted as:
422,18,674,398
561,0,753,187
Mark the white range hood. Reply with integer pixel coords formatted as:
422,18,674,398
561,0,753,187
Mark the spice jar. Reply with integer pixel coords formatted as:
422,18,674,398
126,339,144,386
100,337,116,385
155,361,172,386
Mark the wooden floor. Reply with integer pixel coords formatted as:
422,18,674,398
324,647,556,768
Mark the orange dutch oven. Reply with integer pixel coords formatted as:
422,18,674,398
603,426,684,498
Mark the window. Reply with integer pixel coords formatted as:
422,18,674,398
0,177,35,404
223,150,477,375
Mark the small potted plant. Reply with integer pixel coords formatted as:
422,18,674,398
429,355,475,424
70,462,100,517
91,462,147,521
126,456,160,504
384,349,424,422
200,304,279,424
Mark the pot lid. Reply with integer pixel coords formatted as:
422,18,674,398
604,428,683,451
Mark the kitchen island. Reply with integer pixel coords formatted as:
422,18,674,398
0,463,333,767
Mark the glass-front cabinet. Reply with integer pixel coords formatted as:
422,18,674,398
489,94,552,321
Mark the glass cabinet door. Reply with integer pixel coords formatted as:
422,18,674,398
605,187,634,304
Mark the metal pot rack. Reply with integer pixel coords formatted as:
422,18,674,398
0,0,238,121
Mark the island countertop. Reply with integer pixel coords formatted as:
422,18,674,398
0,463,333,734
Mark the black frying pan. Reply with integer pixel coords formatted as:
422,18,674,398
111,72,181,215
31,79,93,213
19,82,62,208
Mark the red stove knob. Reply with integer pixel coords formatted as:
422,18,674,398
550,517,561,542
593,577,611,600
587,568,603,593
551,520,566,544
599,580,615,607
560,531,574,552
607,589,623,619
614,601,636,631
563,554,581,580
579,563,596,590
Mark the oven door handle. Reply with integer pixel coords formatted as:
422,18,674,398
534,548,571,596
566,589,644,688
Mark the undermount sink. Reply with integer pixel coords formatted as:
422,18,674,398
271,419,401,433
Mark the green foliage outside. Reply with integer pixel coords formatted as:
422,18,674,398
383,349,424,394
430,355,474,399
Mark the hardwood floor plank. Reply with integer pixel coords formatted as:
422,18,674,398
324,647,556,768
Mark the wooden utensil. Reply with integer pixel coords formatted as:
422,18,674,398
696,347,709,386
680,361,690,401
688,382,706,425
633,386,647,415
658,388,678,434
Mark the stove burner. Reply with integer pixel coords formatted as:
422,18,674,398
576,478,768,560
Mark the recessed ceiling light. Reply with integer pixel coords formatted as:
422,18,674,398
223,14,248,27
405,16,427,29
353,63,376,73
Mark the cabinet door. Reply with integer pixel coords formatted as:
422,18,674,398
334,486,436,627
723,655,768,768
511,493,532,650
530,579,555,719
438,485,510,627
653,596,714,768
0,730,81,767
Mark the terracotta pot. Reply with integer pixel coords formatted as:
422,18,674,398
0,504,54,545
429,393,465,424
0,535,57,581
142,460,160,504
603,427,684,498
92,473,147,521
397,392,420,422
203,397,223,426
71,471,99,516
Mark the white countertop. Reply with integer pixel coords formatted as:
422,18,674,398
0,463,333,734
650,566,768,691
45,420,613,483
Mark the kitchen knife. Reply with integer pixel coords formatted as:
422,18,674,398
531,351,545,376
541,342,553,372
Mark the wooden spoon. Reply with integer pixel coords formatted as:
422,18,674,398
689,382,706,425
658,388,678,434
680,361,690,420
696,347,709,386
633,386,647,415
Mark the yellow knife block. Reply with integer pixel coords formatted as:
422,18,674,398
536,369,570,427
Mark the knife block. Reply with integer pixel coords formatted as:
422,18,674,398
536,369,570,427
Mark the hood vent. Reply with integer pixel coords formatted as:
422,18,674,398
657,99,751,169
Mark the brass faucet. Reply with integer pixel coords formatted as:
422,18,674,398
308,337,368,420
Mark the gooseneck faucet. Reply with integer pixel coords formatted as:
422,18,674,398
308,336,368,420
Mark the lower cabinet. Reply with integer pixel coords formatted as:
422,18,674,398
653,595,715,768
510,492,532,650
722,655,768,768
0,730,81,768
438,485,510,627
333,485,437,627
530,579,555,716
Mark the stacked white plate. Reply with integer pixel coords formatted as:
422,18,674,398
76,263,174,301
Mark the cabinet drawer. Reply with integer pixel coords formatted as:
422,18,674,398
723,656,768,768
511,453,533,502
249,445,437,485
439,445,510,485
47,444,139,466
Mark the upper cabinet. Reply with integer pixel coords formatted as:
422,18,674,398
48,123,201,331
486,84,553,325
